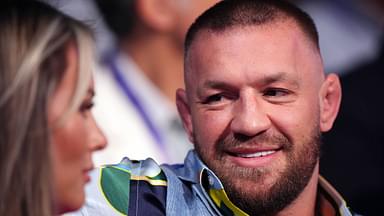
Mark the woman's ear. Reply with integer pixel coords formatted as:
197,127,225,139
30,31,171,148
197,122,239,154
319,73,342,132
136,0,176,32
176,88,194,143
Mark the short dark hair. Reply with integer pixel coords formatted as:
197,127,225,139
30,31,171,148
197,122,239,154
95,0,136,39
184,0,319,55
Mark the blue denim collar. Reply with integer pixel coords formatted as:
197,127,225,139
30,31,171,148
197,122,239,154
173,150,354,216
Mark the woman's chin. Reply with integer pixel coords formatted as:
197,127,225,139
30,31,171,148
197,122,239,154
55,192,85,214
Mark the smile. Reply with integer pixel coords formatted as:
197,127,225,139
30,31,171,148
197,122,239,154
225,147,283,168
236,150,276,158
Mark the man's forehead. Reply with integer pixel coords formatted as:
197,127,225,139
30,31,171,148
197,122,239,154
184,21,323,90
200,71,301,89
186,19,319,59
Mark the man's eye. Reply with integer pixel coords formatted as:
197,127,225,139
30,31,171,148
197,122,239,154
203,94,224,104
263,88,289,97
201,92,237,105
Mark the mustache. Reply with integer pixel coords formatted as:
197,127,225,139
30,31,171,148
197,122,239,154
216,132,293,150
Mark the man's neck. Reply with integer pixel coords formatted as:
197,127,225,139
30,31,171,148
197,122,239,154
275,163,320,216
121,35,184,104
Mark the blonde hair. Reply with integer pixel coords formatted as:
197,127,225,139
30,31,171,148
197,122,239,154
0,2,94,215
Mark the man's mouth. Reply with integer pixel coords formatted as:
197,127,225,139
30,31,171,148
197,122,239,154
224,147,283,168
235,150,277,158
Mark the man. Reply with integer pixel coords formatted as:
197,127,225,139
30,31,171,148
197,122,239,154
70,1,356,215
92,0,218,164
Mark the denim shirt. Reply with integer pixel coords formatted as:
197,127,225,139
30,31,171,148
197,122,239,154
67,150,357,216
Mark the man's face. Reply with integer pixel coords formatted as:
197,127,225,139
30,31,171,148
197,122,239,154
177,22,339,214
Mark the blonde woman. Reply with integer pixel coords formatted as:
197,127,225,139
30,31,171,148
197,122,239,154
0,1,107,215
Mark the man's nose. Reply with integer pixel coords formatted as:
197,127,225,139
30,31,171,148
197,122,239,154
230,90,271,136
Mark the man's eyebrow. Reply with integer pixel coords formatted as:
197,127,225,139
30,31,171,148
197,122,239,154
202,80,236,89
261,72,300,88
196,72,300,96
196,80,237,97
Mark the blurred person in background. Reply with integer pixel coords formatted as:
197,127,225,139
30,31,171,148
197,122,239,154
0,1,106,215
292,0,382,74
92,0,219,164
320,0,384,214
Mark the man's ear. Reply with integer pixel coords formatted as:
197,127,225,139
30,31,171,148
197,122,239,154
176,88,194,143
136,0,176,32
319,73,342,132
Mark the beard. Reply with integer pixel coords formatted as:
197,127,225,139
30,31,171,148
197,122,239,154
194,127,321,216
